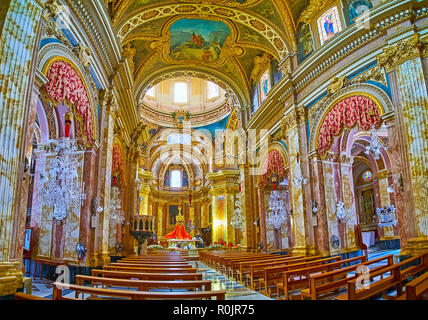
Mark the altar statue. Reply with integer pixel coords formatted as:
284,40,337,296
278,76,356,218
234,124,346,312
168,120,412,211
164,207,192,240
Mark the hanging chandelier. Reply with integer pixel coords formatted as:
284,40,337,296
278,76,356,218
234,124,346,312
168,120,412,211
294,154,307,186
36,135,86,222
110,185,125,226
365,124,387,160
230,184,243,230
266,185,288,230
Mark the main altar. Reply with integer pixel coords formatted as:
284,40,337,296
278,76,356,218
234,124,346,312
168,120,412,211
161,208,200,250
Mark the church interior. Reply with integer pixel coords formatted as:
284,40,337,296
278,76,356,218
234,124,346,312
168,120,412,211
0,0,427,302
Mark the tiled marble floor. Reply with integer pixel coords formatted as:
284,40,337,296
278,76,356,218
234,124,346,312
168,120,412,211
26,249,401,300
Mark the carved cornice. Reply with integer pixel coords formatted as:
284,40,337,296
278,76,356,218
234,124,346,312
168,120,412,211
377,33,425,72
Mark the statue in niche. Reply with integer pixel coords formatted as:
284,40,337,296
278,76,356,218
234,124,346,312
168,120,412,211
182,169,188,187
164,170,170,187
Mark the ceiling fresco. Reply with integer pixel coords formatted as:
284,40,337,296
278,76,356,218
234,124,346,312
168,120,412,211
107,0,317,113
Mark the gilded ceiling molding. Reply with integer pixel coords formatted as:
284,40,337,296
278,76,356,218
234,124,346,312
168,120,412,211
377,33,426,72
273,0,297,51
117,4,290,59
134,65,250,108
298,0,326,25
250,52,273,82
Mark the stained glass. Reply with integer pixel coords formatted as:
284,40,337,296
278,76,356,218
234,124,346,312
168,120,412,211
260,69,271,102
362,170,373,182
317,7,342,45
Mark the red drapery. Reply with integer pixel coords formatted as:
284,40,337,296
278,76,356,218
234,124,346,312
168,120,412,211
259,150,285,188
164,225,192,240
112,143,125,187
317,95,382,156
45,60,94,143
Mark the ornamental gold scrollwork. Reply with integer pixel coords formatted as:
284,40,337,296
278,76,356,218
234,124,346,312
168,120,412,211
377,33,424,72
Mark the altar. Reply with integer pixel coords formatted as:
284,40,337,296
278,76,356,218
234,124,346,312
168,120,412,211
161,209,200,250
166,239,200,250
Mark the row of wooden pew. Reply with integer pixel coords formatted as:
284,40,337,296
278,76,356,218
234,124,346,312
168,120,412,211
199,250,428,300
15,251,226,300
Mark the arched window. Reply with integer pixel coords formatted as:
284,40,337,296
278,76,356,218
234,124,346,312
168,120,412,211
171,170,182,188
207,81,219,99
317,7,342,45
146,86,155,98
174,81,188,104
260,69,271,102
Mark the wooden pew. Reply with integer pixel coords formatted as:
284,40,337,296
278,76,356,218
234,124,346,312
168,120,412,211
257,255,341,296
124,256,186,261
226,254,292,277
103,265,197,273
277,255,366,300
53,283,225,300
14,292,50,300
399,271,428,300
111,262,192,269
235,256,305,284
75,275,211,298
92,269,204,281
248,255,321,290
118,260,190,265
300,254,394,300
219,253,279,272
336,253,428,300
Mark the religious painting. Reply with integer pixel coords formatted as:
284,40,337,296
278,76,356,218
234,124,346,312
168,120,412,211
360,189,375,227
297,22,314,64
169,19,231,62
347,0,373,25
317,7,342,45
169,205,180,225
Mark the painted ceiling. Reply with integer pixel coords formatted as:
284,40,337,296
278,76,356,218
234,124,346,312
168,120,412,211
107,0,319,106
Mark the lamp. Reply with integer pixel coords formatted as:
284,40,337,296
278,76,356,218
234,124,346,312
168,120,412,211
365,124,387,160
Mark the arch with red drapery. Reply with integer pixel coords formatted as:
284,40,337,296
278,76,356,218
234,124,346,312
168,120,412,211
44,59,95,144
258,149,287,189
316,94,383,157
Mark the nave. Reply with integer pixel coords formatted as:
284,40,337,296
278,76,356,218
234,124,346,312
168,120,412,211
15,248,427,301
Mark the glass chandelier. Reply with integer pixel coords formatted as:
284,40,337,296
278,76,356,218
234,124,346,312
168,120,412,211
230,185,243,230
37,136,86,222
365,124,387,160
266,186,287,230
110,185,125,226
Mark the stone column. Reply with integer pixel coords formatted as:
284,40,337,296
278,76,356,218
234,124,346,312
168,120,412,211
0,0,45,296
378,33,428,255
322,153,341,256
189,202,195,238
281,107,309,256
339,154,359,254
138,170,153,216
79,145,97,265
157,200,166,238
309,153,330,256
93,90,118,266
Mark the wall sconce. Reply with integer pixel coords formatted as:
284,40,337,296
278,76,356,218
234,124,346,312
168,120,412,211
312,200,318,214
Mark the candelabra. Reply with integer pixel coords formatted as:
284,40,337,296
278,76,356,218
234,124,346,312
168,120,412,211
36,137,86,222
376,205,397,228
266,189,288,230
110,186,125,226
365,125,387,160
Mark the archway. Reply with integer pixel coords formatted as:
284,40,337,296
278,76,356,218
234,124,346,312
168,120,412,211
257,146,292,252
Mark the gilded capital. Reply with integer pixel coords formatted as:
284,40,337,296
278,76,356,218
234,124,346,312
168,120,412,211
377,33,424,72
